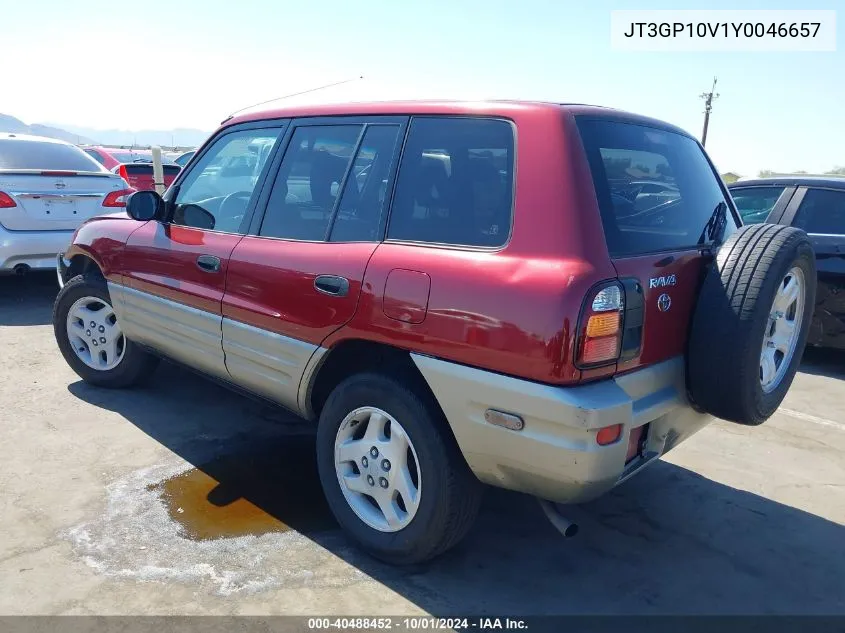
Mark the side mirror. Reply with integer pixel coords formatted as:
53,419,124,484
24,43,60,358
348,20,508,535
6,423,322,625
126,190,164,221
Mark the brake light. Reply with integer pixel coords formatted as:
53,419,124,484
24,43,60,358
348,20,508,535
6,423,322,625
40,170,78,176
0,192,16,208
103,188,136,208
577,282,624,367
118,164,129,181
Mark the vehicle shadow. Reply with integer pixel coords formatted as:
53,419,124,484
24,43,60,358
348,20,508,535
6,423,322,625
799,346,845,380
0,272,58,326
67,362,845,615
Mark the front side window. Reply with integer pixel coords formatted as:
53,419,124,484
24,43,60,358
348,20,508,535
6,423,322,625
387,117,514,248
171,128,281,234
792,188,845,234
730,186,787,224
259,125,362,241
577,118,735,257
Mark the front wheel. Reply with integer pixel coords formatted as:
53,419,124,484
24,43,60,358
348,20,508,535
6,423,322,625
316,372,482,564
53,273,159,388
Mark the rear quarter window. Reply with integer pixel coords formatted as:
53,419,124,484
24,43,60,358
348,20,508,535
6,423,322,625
792,188,845,234
387,117,514,248
576,118,734,257
0,139,106,172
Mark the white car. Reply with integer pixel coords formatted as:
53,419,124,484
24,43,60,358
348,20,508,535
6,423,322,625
0,134,132,275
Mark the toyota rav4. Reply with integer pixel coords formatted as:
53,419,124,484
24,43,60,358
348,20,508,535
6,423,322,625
53,101,816,563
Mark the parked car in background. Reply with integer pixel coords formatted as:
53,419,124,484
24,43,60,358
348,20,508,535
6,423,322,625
173,150,196,167
729,176,845,350
53,101,814,564
82,146,181,192
0,134,132,274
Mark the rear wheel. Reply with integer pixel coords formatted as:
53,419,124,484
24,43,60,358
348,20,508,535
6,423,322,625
688,224,816,425
53,273,159,388
316,372,482,564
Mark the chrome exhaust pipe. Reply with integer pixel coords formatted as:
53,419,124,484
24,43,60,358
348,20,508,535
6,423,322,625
537,498,579,538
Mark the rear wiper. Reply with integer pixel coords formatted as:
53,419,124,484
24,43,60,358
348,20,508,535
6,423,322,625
698,201,728,246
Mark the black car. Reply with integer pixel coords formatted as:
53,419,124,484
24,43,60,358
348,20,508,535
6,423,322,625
729,177,845,350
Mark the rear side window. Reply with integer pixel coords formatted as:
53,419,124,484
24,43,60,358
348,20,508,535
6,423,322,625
731,186,787,224
792,188,845,234
576,119,733,257
84,149,107,165
387,117,514,248
0,139,105,172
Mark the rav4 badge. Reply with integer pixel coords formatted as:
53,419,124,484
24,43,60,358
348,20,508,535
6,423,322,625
649,274,677,289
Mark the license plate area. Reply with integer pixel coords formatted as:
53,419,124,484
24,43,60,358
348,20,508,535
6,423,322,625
44,198,78,217
625,423,649,464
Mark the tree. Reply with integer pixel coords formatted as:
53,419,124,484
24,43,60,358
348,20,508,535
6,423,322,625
825,166,845,175
758,170,776,178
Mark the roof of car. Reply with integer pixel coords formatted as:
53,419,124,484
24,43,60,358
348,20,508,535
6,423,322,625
0,133,71,145
729,176,845,189
223,100,694,139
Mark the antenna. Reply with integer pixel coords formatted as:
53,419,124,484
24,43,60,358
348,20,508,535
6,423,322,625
700,77,720,147
223,75,365,122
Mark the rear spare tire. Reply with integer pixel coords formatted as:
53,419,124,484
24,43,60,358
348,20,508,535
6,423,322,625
688,224,816,425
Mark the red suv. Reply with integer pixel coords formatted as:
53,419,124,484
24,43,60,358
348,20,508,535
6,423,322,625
53,101,816,563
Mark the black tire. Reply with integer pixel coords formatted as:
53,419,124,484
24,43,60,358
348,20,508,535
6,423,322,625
688,224,816,425
316,372,482,564
53,272,159,388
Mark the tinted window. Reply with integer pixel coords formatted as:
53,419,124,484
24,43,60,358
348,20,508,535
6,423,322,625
259,125,361,241
111,151,176,165
0,139,105,172
387,117,514,247
84,149,107,165
577,119,734,257
175,151,195,167
792,188,845,234
172,128,281,233
730,186,787,224
330,125,401,242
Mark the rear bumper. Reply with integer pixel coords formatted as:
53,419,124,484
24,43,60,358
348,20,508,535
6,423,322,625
0,224,74,273
411,354,711,504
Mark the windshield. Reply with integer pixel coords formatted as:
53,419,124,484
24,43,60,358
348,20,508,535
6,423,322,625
111,151,176,165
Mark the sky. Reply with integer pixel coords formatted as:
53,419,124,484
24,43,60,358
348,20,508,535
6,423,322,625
1,0,842,177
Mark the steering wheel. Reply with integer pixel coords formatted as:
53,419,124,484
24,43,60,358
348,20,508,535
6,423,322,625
218,191,253,229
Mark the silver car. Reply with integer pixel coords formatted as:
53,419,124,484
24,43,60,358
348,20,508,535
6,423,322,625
0,133,131,275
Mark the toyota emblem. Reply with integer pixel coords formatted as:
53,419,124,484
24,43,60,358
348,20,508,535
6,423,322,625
657,293,672,312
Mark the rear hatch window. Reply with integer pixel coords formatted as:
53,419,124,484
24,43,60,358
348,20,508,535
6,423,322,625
576,118,732,257
0,139,105,173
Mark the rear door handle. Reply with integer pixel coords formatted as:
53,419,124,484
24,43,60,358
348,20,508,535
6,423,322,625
196,254,221,273
314,275,349,297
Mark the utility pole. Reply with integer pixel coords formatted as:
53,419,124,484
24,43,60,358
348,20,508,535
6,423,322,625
700,77,719,147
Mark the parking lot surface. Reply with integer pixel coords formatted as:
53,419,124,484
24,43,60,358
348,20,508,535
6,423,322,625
1,273,844,615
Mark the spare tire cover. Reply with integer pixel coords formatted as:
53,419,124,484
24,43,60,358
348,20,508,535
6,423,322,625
688,223,817,425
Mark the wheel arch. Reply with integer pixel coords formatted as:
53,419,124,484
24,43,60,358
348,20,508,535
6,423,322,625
302,339,451,433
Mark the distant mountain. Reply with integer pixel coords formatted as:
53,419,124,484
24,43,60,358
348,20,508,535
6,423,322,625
0,113,210,149
0,113,95,144
47,123,211,149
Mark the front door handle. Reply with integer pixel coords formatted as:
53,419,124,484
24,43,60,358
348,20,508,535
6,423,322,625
314,274,349,297
196,254,221,273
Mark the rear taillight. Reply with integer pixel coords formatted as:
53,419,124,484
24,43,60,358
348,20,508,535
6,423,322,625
118,164,129,181
577,282,624,367
0,192,16,208
103,188,136,208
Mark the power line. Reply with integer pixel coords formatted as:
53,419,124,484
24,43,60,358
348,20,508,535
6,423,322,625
700,77,719,147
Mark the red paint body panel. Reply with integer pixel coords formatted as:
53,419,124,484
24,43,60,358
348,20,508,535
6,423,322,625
383,269,431,324
123,222,243,314
223,237,377,344
65,215,143,282
614,250,708,373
